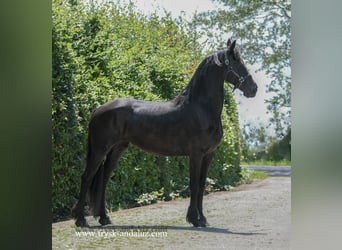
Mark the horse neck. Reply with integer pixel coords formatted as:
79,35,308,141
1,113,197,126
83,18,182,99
177,61,225,118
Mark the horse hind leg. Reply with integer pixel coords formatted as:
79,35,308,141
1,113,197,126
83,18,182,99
96,142,128,226
71,145,107,227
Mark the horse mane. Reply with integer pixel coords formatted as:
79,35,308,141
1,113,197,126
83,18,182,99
172,49,227,105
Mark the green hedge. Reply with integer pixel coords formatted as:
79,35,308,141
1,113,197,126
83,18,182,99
52,0,241,221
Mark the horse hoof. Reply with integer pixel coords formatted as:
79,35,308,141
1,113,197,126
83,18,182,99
75,218,89,228
189,220,201,227
99,216,112,226
198,220,208,227
190,219,209,228
198,218,209,227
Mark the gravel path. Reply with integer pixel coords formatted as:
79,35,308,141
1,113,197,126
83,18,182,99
242,165,291,177
52,175,290,250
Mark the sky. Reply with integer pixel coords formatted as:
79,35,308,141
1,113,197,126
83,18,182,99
130,0,217,17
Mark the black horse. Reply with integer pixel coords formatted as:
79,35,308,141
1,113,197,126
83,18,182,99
71,39,257,227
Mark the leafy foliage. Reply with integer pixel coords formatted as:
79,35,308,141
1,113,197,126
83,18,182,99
52,0,241,221
240,122,291,163
193,0,291,137
267,129,291,161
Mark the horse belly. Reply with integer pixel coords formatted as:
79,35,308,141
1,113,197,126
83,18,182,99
128,128,189,156
124,104,222,156
126,123,222,156
126,112,189,156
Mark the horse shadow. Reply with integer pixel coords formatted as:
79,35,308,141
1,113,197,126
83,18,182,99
167,225,266,236
87,224,266,236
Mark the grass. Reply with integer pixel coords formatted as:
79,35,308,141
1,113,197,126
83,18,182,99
240,160,291,166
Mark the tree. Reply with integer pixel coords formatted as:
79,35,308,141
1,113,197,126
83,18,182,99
193,0,291,137
240,121,291,163
266,128,291,161
240,122,268,162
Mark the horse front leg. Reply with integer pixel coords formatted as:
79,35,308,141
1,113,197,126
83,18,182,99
197,152,215,227
186,153,203,227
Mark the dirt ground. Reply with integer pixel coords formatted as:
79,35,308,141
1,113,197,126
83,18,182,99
52,176,290,250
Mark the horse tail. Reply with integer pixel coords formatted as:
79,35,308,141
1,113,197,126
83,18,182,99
86,116,105,217
86,128,92,163
87,164,104,217
86,108,96,163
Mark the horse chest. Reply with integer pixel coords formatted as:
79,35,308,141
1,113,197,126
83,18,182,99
197,121,223,153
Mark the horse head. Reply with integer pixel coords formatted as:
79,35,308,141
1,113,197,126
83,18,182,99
220,39,258,98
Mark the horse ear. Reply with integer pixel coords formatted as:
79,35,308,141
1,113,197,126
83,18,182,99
229,40,236,51
227,38,232,47
228,40,236,54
